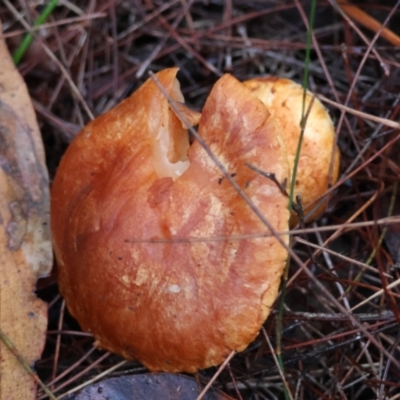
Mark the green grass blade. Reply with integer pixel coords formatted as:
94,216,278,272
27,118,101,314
288,0,317,212
13,0,59,65
275,1,318,399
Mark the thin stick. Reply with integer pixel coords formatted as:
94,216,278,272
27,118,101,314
338,0,400,47
275,3,318,393
46,352,111,396
347,182,398,293
262,328,294,400
350,278,400,312
1,13,106,39
195,351,236,400
0,327,57,400
36,347,97,399
226,362,243,400
294,237,392,279
318,94,400,130
124,215,400,243
57,360,127,399
51,300,65,388
12,0,59,64
3,0,94,120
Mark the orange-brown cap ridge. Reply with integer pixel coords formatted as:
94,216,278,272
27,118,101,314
244,76,340,224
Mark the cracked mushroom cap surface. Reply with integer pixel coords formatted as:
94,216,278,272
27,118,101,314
51,68,290,372
244,76,340,223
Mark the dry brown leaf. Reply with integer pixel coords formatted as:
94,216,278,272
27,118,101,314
338,0,400,47
0,21,52,399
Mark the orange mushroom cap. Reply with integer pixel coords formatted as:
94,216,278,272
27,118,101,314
51,69,290,372
244,76,340,224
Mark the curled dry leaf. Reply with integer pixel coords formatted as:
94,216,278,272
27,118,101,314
52,68,290,372
0,21,52,399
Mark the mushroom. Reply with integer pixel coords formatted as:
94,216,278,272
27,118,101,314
51,68,290,372
243,77,340,223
